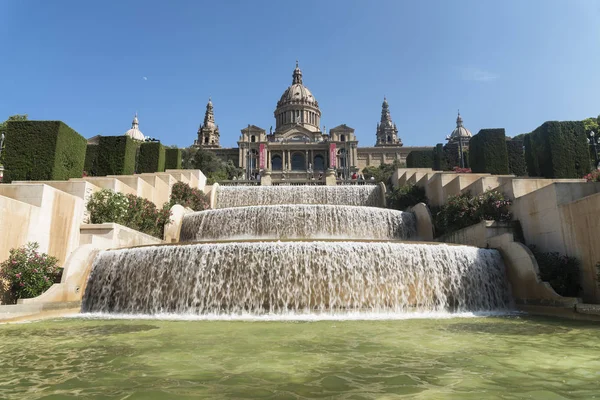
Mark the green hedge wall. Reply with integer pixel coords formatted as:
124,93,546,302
406,150,434,168
525,121,590,178
506,139,527,176
138,142,166,173
96,136,137,176
165,148,182,170
468,129,509,174
3,121,87,183
433,143,449,171
84,144,99,176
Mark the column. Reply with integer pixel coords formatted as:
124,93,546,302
305,150,309,170
282,150,286,171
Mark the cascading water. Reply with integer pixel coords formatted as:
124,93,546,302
215,185,383,208
179,205,416,241
81,242,510,315
82,184,512,317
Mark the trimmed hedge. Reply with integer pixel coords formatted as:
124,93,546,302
96,136,137,176
433,143,449,171
406,150,434,168
468,129,509,174
3,121,87,183
525,121,590,178
84,144,99,176
165,148,182,169
507,139,526,176
138,142,166,173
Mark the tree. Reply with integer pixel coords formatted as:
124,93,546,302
193,148,224,174
583,116,600,136
1,114,28,166
181,146,198,169
362,159,405,185
192,148,243,184
0,114,28,135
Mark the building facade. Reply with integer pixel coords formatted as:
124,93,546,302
194,63,433,179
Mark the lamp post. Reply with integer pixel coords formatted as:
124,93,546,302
588,131,598,168
0,132,5,160
446,135,464,169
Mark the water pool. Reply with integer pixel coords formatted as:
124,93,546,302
1,315,599,399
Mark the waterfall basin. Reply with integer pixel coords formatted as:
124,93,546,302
1,315,599,398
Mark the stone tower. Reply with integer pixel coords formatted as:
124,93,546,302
375,97,402,146
196,98,220,148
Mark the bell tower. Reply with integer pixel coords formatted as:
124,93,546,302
196,98,221,148
375,97,402,146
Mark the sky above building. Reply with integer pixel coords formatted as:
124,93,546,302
1,0,599,148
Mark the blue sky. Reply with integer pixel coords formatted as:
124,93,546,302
1,0,599,148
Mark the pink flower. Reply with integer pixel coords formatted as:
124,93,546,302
15,273,21,279
19,282,24,287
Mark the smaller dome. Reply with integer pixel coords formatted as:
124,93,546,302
125,113,145,141
450,112,472,139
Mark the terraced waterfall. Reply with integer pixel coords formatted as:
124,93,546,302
82,184,511,315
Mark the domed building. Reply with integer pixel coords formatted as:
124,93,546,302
196,62,433,180
449,111,472,143
445,111,472,169
124,113,145,141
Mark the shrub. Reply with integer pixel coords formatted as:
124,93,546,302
433,143,449,171
452,167,472,173
87,189,129,224
0,242,61,301
433,190,512,236
165,148,182,169
96,136,137,176
584,170,600,182
2,121,87,183
525,121,591,178
168,182,210,211
138,142,166,173
87,189,171,238
387,184,427,211
507,139,526,176
529,245,581,297
468,129,509,174
122,194,172,238
406,151,434,168
84,144,99,176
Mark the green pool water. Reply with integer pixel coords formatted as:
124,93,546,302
1,315,600,399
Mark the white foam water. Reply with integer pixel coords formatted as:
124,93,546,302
81,242,511,315
179,205,416,241
215,185,383,208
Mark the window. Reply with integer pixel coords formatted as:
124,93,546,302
341,134,346,142
204,137,209,144
291,152,305,171
314,154,325,171
387,135,391,142
271,155,282,170
251,135,256,143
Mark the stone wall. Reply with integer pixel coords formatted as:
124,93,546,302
559,192,600,302
0,169,205,267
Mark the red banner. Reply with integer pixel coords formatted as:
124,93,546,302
259,143,266,169
329,143,336,168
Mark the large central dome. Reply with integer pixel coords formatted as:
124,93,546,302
274,62,322,133
277,63,319,108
